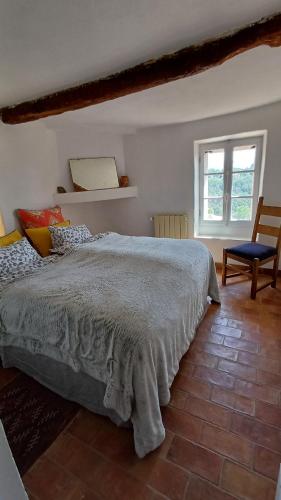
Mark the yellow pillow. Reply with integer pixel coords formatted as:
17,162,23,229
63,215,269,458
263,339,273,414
0,230,22,248
26,221,70,257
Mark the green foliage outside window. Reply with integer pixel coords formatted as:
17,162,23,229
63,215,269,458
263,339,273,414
206,171,253,220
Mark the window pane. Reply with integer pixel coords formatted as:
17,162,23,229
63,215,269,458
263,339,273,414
204,174,224,197
231,198,252,221
204,149,224,173
231,172,254,197
204,198,223,220
232,145,256,171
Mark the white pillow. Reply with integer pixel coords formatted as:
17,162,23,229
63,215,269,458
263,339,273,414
49,224,93,250
0,237,43,284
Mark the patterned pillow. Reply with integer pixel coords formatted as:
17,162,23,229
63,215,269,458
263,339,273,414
0,237,43,284
49,224,93,250
16,206,64,230
25,220,71,257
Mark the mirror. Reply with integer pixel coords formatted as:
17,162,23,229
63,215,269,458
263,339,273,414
69,157,119,191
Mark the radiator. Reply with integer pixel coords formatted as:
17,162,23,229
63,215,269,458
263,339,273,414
153,214,188,239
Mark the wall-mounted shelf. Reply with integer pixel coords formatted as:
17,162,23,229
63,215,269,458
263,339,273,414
53,186,138,205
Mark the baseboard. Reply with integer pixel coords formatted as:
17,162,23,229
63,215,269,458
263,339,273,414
215,262,281,276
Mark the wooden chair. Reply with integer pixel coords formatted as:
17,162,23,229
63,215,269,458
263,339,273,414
222,197,281,299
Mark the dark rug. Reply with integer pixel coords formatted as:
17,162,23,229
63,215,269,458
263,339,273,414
0,373,79,476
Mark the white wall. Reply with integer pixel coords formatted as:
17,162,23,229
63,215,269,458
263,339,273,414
1,101,280,265
53,125,131,234
0,121,59,233
0,422,28,500
120,101,281,262
0,122,129,236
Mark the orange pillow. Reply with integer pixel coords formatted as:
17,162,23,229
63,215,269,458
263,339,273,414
25,221,70,257
17,206,64,230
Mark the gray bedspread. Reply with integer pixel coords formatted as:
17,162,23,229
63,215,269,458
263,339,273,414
0,233,219,456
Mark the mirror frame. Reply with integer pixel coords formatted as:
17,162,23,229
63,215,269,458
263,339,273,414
69,157,119,191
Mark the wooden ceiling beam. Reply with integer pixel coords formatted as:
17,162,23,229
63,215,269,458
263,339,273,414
1,12,281,124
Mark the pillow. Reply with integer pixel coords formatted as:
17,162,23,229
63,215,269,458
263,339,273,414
0,237,43,284
0,230,22,248
16,206,64,230
49,224,93,250
26,220,70,257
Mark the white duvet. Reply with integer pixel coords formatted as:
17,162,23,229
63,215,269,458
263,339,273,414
0,233,220,456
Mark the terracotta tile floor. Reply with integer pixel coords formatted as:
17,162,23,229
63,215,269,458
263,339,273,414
1,274,281,499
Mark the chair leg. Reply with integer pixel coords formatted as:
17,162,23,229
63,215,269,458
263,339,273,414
271,256,278,288
222,249,227,286
251,258,259,299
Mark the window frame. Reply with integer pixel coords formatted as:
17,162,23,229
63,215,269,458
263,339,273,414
194,132,266,240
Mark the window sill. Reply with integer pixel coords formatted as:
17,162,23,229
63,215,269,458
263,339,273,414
195,235,250,241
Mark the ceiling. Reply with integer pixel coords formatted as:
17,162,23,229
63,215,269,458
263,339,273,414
1,0,281,128
45,45,281,129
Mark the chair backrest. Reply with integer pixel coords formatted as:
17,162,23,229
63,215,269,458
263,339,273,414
252,197,281,254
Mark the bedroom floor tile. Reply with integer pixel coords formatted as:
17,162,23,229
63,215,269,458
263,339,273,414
256,369,281,389
234,378,280,405
93,461,154,500
45,432,82,467
196,330,224,345
185,476,237,500
223,337,259,354
169,388,187,409
211,386,255,416
193,366,235,390
200,423,254,466
217,358,257,382
143,458,190,500
162,406,202,443
237,351,280,374
184,349,218,368
46,434,105,490
93,426,136,466
254,446,281,481
259,343,281,360
23,456,100,500
67,408,108,446
221,460,276,500
173,372,212,400
211,325,242,338
167,435,223,484
14,275,281,499
183,395,231,429
255,400,281,428
230,413,281,453
198,342,239,362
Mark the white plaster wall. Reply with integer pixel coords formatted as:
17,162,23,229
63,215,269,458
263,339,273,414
121,101,281,262
54,125,131,234
1,102,280,266
0,121,59,233
0,122,129,236
0,421,28,500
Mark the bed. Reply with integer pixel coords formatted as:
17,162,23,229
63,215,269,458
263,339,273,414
0,232,220,457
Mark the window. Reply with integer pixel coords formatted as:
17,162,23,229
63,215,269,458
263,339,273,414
194,133,266,239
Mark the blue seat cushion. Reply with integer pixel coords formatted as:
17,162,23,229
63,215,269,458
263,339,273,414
226,242,277,261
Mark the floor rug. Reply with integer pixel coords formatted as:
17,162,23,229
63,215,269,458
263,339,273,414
0,373,79,475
